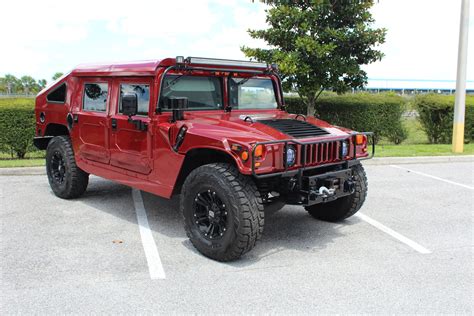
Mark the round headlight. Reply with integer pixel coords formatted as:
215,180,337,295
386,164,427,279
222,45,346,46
286,146,296,167
341,141,349,157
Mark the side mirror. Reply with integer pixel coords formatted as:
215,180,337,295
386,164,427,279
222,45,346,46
166,97,188,110
122,93,138,117
166,97,188,122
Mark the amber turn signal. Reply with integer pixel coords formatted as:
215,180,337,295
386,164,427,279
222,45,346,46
254,145,264,157
355,134,365,145
241,150,249,161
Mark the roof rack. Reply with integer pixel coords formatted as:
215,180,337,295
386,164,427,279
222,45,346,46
175,56,278,71
185,56,268,69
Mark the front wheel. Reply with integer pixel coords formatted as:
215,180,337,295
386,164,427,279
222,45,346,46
305,163,368,222
46,135,89,199
180,163,264,261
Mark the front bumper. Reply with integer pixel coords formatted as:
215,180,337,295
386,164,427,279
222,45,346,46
298,168,354,206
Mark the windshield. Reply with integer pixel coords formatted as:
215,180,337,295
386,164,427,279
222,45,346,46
160,75,223,110
229,78,278,109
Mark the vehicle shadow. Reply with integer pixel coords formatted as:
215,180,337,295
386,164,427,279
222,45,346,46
79,177,358,266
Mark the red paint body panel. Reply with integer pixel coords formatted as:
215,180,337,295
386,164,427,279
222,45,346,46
35,58,369,199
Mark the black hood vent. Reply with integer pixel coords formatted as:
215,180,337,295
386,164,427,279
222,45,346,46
257,119,330,138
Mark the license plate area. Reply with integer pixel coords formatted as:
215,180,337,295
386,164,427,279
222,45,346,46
304,169,353,205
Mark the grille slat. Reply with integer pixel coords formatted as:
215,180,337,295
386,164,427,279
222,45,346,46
301,141,341,166
257,119,330,139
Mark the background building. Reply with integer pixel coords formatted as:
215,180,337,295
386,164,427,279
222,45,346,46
364,78,474,94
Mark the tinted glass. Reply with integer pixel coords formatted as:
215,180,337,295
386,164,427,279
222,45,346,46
83,83,108,112
229,78,277,109
47,83,66,103
119,84,150,115
160,75,223,110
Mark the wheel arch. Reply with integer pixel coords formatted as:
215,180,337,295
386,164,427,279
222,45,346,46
173,147,238,196
34,123,69,150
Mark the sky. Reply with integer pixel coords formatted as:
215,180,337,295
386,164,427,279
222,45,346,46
0,0,472,83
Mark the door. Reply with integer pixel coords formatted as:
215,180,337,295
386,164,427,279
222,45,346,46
75,79,111,164
109,78,152,174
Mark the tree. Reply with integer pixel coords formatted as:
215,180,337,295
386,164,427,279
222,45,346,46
38,79,48,90
52,72,64,81
2,74,20,94
0,77,6,93
242,0,386,115
20,76,38,95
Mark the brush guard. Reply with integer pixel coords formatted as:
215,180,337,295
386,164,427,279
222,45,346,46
251,132,374,178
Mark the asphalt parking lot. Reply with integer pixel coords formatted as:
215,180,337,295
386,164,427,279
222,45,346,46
1,159,473,314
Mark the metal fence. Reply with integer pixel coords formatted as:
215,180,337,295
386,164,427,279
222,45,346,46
0,94,35,98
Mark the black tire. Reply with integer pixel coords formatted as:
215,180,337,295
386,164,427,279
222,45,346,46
46,135,89,199
305,163,368,222
180,163,264,261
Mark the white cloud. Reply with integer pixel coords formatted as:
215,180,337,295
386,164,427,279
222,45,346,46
0,0,471,81
0,0,269,79
364,0,473,80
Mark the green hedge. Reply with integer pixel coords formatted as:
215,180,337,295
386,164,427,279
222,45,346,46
415,94,474,144
0,98,36,158
285,96,307,115
286,93,407,144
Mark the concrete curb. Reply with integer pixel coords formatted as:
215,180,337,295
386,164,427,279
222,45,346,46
0,166,46,176
362,155,473,165
0,155,472,176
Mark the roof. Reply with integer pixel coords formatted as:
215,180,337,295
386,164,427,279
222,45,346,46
71,58,175,77
69,57,272,77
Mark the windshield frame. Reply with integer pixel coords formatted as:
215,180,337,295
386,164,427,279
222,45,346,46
155,65,284,114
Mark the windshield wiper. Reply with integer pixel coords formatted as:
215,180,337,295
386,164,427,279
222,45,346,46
164,75,185,90
236,76,255,86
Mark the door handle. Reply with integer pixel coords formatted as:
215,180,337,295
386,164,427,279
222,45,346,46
111,118,117,130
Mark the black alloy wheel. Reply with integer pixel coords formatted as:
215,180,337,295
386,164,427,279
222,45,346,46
50,151,66,184
193,189,228,240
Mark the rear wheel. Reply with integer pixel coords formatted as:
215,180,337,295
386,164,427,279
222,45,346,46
180,163,264,261
305,163,368,222
46,135,89,199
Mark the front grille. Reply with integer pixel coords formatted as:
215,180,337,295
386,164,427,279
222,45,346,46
258,119,330,138
302,141,340,165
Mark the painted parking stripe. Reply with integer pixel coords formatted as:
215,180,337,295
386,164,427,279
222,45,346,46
132,189,166,280
356,213,432,254
390,164,474,190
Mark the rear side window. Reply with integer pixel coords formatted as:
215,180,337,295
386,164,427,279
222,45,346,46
119,84,150,116
83,83,108,112
47,83,67,103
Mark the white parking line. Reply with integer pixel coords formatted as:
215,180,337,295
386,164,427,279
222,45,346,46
356,213,432,254
390,164,474,190
132,189,166,280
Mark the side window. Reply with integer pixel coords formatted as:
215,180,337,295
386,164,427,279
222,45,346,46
119,84,150,116
47,83,67,103
83,83,108,112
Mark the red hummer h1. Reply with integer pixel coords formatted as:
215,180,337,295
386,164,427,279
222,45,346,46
34,57,373,261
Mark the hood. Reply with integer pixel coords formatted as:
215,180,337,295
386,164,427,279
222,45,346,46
178,109,351,145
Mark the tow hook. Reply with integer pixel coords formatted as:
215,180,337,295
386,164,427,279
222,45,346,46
309,186,335,201
318,186,335,198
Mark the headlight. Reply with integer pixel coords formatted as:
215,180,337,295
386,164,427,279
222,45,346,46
341,141,349,157
286,146,296,167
